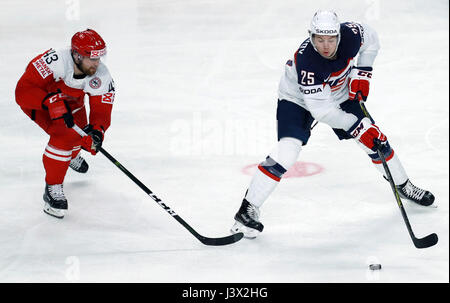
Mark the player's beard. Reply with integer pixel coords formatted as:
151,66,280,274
82,65,97,76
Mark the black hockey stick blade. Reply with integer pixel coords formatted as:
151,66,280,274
71,124,245,246
198,232,244,246
359,104,439,249
413,233,438,249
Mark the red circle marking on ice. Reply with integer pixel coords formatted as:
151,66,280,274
241,161,324,178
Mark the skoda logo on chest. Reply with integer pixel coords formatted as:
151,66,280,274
89,77,102,89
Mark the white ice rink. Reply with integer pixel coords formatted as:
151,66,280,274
0,0,448,283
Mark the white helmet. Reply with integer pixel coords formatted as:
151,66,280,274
309,10,341,56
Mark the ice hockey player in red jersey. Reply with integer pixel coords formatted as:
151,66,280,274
231,11,435,239
15,29,115,219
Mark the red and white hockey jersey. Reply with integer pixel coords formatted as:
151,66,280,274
15,48,115,132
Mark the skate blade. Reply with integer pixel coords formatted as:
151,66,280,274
408,201,438,209
43,202,65,219
231,221,260,239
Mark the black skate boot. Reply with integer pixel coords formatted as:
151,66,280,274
396,179,435,206
43,184,68,219
69,154,89,173
231,199,264,239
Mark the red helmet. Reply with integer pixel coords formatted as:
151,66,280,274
71,29,106,59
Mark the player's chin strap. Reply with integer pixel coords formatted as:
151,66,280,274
71,124,243,246
359,103,438,249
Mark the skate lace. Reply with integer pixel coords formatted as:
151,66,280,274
246,204,260,221
402,181,425,200
49,184,65,200
70,155,84,170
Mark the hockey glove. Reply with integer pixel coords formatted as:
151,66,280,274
349,117,386,151
80,124,104,155
42,92,75,128
348,67,372,102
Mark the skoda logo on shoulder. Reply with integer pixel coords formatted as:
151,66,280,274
89,77,102,89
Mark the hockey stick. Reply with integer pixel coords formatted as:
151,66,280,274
359,103,438,249
72,125,243,246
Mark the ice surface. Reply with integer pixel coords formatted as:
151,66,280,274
0,0,448,282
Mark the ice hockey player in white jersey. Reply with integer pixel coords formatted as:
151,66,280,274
231,11,435,239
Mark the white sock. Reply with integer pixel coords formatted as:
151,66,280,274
355,140,408,186
245,169,279,208
373,151,408,185
245,137,302,207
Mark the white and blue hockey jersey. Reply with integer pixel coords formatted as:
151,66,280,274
278,22,380,130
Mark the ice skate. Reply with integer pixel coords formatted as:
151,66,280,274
397,179,435,207
231,199,264,239
69,154,89,173
43,184,68,219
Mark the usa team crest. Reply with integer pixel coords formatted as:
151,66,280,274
89,77,102,89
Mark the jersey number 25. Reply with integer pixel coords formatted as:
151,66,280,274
300,70,315,85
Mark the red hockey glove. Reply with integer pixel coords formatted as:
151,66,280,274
80,124,104,155
349,117,387,151
42,92,75,128
348,67,372,102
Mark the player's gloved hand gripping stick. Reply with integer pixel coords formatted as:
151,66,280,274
72,124,244,246
348,67,372,102
359,103,438,249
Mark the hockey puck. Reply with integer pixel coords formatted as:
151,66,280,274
369,264,382,270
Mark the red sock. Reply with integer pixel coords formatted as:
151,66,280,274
72,145,81,159
43,144,72,185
